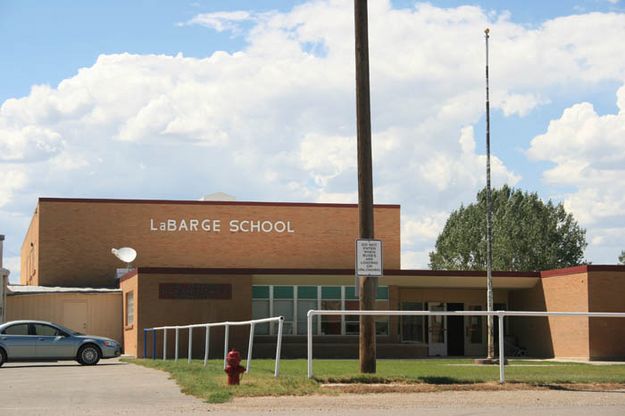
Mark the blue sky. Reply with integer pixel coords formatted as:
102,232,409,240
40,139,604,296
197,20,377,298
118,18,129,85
1,0,625,280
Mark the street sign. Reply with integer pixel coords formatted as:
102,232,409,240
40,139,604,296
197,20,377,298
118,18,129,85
355,239,383,277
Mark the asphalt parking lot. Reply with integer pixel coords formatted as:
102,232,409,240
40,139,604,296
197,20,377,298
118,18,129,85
0,358,209,415
2,358,625,416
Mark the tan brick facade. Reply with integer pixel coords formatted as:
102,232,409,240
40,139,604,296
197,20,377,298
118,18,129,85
510,266,625,359
122,271,253,358
22,198,401,287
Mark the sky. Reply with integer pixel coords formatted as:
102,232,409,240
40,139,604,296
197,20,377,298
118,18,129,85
1,0,624,282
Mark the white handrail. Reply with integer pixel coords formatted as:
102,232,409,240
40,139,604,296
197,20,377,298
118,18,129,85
306,310,625,383
145,316,285,377
152,316,281,330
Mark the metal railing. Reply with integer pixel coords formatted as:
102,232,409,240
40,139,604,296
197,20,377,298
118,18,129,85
306,310,625,383
144,316,284,377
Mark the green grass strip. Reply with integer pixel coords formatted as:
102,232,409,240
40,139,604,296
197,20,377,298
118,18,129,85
125,358,625,403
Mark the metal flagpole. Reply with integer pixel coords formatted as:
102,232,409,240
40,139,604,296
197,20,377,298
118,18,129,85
484,28,495,361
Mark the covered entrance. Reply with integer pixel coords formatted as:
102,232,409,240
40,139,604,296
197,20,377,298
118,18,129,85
425,302,466,357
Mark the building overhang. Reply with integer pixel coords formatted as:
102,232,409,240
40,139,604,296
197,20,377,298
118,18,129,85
124,267,539,289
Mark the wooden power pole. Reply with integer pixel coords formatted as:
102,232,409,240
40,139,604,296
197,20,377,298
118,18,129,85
354,0,377,374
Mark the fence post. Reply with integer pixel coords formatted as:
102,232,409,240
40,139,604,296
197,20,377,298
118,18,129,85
152,329,156,360
204,326,210,367
246,323,255,373
223,324,229,370
188,327,193,364
143,329,147,359
307,311,313,379
163,329,167,360
274,317,284,377
175,328,180,361
498,311,505,384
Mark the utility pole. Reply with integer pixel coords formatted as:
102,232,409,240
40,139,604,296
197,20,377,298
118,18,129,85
484,28,495,361
354,0,377,374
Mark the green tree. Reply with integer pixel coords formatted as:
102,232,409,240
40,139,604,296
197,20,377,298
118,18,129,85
619,250,625,265
429,185,587,272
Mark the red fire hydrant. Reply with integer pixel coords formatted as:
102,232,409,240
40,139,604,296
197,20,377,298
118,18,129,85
224,349,246,385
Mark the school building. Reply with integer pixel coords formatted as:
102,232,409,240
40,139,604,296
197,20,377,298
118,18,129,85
8,197,625,360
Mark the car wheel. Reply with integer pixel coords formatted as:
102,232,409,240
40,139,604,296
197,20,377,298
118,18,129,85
77,344,101,366
0,348,6,367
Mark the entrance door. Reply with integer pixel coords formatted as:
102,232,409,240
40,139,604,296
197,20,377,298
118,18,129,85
446,303,464,356
428,302,447,356
63,302,88,334
464,305,486,356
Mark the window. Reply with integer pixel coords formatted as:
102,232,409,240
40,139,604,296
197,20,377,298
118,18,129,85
33,324,63,337
468,305,483,344
321,287,341,335
252,286,270,335
126,291,134,327
401,302,425,343
273,286,294,335
375,287,390,336
250,285,389,336
3,324,29,335
494,303,510,337
297,286,318,335
345,287,359,335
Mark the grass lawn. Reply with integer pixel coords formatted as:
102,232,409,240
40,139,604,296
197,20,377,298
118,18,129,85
126,358,625,403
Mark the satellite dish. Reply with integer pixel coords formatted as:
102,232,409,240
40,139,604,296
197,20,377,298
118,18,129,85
111,247,137,266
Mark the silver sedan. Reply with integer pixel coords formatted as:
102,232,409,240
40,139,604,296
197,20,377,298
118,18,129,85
0,320,121,366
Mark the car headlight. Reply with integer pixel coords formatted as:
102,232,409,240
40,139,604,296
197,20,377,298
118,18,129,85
103,340,118,347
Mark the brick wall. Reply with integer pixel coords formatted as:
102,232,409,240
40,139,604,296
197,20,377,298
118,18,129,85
588,270,625,359
25,199,400,287
121,271,252,358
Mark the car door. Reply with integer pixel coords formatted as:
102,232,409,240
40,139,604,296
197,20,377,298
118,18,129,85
33,324,79,359
0,323,36,359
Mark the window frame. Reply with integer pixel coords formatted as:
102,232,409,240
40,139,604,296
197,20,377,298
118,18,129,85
1,323,31,336
125,291,135,328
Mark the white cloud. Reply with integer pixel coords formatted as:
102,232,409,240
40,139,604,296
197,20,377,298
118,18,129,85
2,256,20,284
179,11,255,33
0,169,27,208
496,93,548,117
528,85,625,262
3,1,625,277
299,133,356,187
401,249,431,269
0,125,63,162
403,213,449,245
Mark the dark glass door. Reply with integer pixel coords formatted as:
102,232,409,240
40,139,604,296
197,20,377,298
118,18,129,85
447,303,465,356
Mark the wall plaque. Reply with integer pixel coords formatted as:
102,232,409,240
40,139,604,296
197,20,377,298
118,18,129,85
159,283,232,300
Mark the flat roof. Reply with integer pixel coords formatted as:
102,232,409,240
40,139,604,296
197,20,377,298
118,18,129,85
120,264,625,283
540,264,625,277
7,285,121,294
120,266,540,281
38,197,400,209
